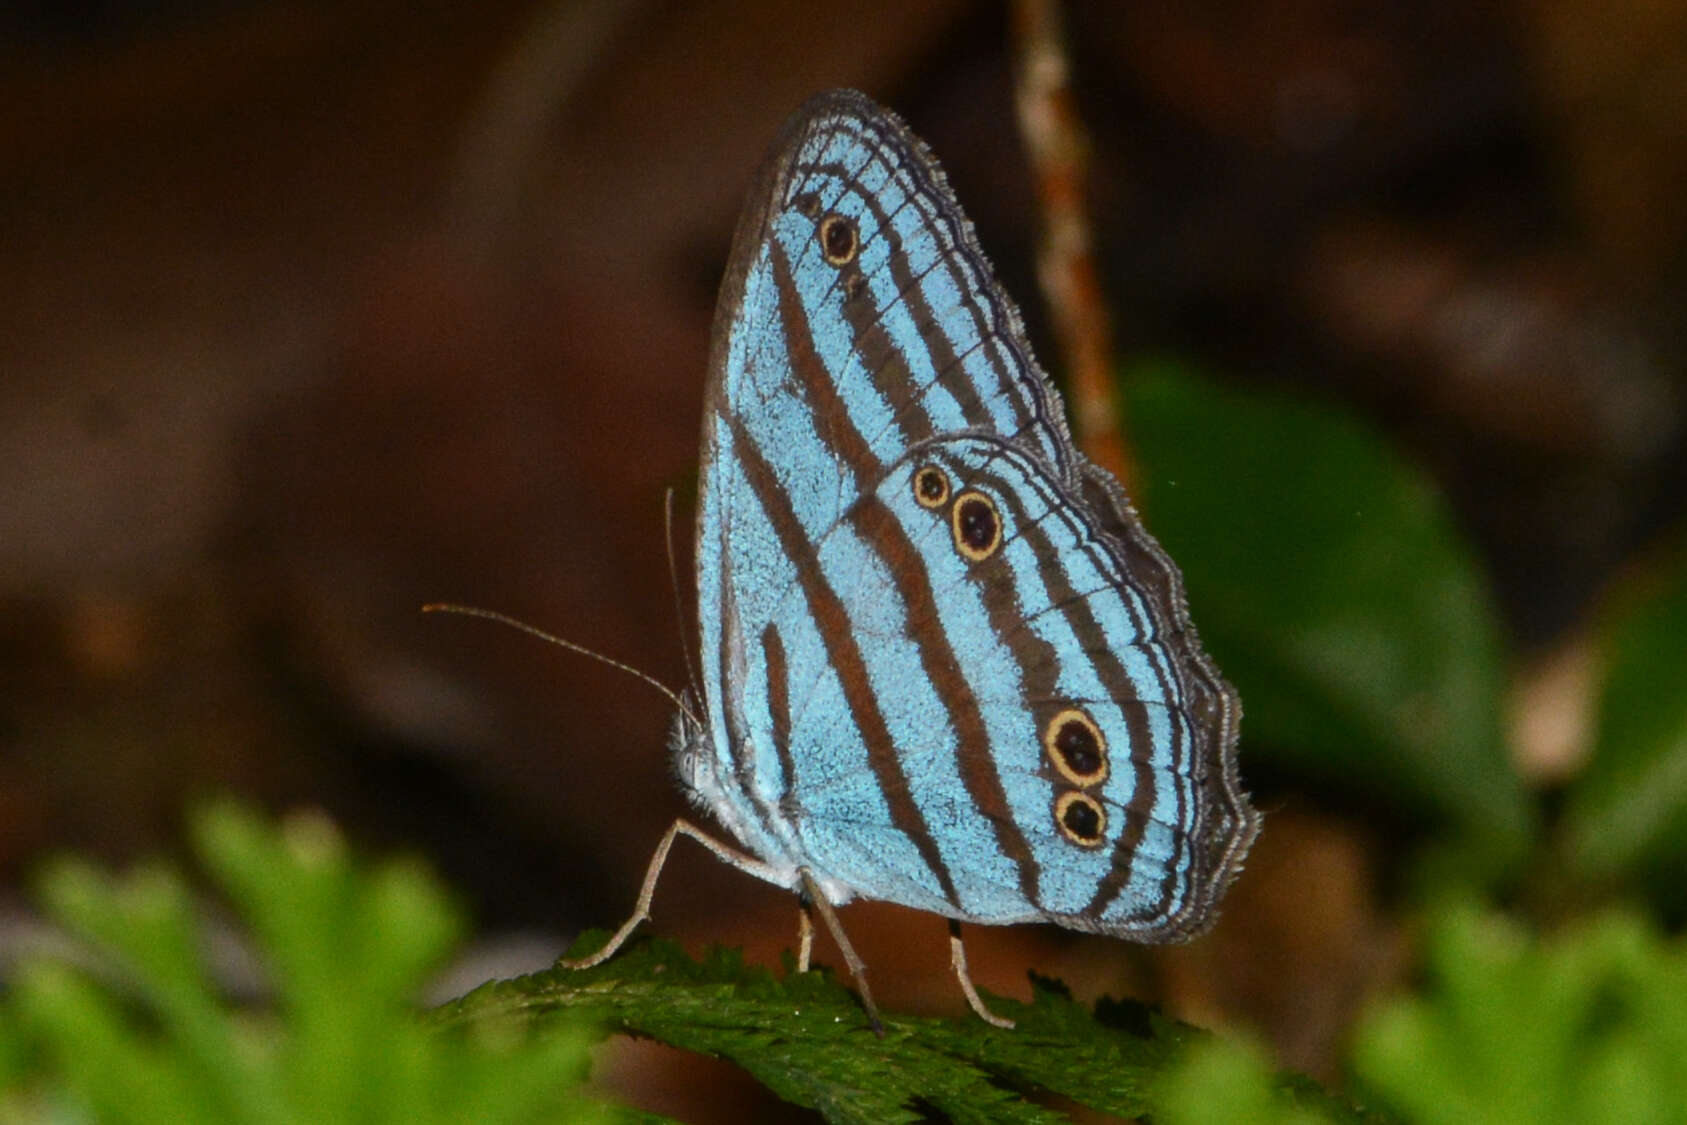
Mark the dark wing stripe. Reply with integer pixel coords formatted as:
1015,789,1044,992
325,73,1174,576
849,494,1041,905
837,263,927,440
795,120,1063,465
772,242,879,475
750,254,970,906
963,509,1063,719
1075,485,1206,923
828,118,1033,419
718,557,790,846
728,411,959,906
835,177,995,433
855,243,999,444
761,623,799,817
961,455,1171,915
1079,475,1237,927
781,156,973,447
771,240,1043,910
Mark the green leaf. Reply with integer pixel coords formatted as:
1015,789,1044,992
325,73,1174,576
1157,1035,1348,1125
2,802,1377,1124
1122,364,1529,862
1561,546,1687,900
1,801,611,1125
10,959,226,1124
29,857,283,1124
434,935,1374,1124
1351,906,1687,1125
189,802,471,1123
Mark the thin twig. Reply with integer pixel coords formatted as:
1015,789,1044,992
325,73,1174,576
1010,0,1137,493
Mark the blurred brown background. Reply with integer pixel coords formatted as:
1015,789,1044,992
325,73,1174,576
3,0,1685,1118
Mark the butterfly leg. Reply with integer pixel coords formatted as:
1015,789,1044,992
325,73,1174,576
795,899,815,974
949,920,1014,1029
559,818,785,969
798,869,884,1035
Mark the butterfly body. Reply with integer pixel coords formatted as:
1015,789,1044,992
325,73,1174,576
673,89,1257,948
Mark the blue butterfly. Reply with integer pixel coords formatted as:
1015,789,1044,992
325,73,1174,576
565,89,1257,1030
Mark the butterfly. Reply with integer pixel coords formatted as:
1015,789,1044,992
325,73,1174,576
564,89,1258,1030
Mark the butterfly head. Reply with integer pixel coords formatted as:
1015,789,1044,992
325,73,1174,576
667,691,713,808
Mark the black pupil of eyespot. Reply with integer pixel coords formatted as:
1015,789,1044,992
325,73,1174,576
1063,800,1100,839
1056,721,1101,775
919,471,943,500
959,498,995,549
824,219,853,259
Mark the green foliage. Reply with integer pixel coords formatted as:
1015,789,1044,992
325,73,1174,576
0,802,1370,1124
1351,906,1687,1125
1123,363,1529,868
1561,545,1687,906
1153,906,1687,1125
437,939,1372,1125
0,802,611,1125
1157,1036,1351,1125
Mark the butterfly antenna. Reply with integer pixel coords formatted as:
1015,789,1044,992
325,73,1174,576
663,487,701,699
422,602,699,725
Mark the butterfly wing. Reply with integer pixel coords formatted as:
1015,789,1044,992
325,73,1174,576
690,90,1256,938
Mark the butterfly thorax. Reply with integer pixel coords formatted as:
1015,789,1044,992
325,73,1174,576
668,695,819,897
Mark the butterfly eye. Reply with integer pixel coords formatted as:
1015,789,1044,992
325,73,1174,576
818,213,859,266
950,490,1002,561
1044,708,1108,786
912,465,950,509
1054,792,1107,848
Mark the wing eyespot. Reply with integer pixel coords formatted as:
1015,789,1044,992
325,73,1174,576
1044,708,1108,787
951,490,1002,561
1054,791,1107,848
913,464,951,509
818,213,859,266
